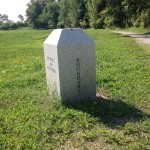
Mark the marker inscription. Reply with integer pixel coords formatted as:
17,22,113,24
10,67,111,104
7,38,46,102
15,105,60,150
76,58,81,92
47,56,56,73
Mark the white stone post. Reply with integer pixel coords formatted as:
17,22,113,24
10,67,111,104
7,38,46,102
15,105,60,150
44,28,96,103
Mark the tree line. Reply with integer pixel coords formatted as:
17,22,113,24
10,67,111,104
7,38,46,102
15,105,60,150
26,0,150,29
1,0,150,30
0,14,27,30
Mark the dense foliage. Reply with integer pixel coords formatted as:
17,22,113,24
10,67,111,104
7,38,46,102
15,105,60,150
26,0,150,29
0,14,27,30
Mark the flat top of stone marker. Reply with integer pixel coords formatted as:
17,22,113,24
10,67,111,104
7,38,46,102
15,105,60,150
44,28,94,46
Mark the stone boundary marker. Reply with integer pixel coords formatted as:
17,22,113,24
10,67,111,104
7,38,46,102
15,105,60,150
44,28,96,103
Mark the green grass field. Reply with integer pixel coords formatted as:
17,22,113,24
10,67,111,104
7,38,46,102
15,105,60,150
0,29,150,149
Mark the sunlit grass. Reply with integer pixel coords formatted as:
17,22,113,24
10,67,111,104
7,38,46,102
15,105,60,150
0,29,149,149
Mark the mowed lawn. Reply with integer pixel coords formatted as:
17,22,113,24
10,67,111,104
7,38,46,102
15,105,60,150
0,29,150,149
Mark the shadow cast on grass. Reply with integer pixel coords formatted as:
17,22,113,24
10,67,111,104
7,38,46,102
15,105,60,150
110,33,132,38
63,96,149,128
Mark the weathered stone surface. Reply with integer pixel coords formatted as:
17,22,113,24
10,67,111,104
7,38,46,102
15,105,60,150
44,28,96,102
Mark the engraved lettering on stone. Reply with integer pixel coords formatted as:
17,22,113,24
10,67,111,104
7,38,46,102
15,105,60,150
47,56,56,73
76,58,81,92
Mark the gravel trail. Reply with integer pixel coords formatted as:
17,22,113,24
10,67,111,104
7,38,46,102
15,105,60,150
112,31,150,45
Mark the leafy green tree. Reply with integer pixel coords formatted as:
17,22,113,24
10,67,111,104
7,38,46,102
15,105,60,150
18,15,24,23
68,0,81,27
0,20,18,30
106,0,150,28
26,0,50,28
130,0,150,27
25,0,150,29
86,0,106,28
0,14,3,25
0,14,9,23
39,1,60,29
106,0,125,28
58,0,88,28
58,0,72,28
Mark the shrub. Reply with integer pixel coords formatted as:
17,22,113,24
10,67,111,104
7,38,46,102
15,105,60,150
104,16,115,28
0,21,17,30
80,20,89,29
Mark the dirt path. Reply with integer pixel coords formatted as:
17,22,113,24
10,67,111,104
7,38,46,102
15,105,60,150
112,31,150,45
